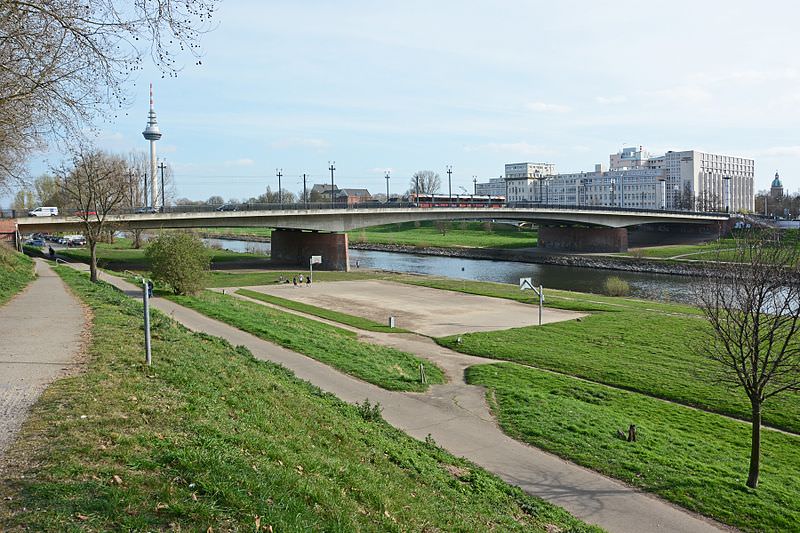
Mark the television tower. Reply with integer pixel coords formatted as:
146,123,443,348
142,83,163,208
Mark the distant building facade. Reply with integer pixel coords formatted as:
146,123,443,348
336,188,372,205
502,147,754,212
475,177,507,197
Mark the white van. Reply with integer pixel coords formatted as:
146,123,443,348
28,206,59,217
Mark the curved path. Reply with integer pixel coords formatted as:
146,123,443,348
73,266,728,533
0,260,86,469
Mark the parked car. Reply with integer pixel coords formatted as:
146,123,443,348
25,238,45,246
135,206,158,214
69,235,87,246
215,204,238,212
27,206,59,217
74,209,98,216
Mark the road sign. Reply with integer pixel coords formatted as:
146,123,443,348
520,278,544,326
310,255,322,265
519,277,534,290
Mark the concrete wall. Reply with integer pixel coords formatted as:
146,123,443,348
271,229,349,271
0,219,18,249
538,226,628,253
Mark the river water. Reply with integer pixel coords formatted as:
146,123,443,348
203,238,697,303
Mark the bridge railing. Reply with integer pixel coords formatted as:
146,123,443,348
8,201,730,219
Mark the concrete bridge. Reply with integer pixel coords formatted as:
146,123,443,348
10,205,730,270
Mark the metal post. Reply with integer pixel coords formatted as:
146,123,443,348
446,165,453,205
159,161,166,212
538,284,543,326
385,171,390,202
142,279,152,366
473,176,477,195
415,176,420,206
276,168,283,208
143,172,148,207
329,161,336,207
303,173,308,208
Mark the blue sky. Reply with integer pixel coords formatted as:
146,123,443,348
13,0,800,204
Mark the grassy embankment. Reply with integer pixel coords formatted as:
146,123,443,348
57,237,264,266
0,246,35,305
169,290,443,392
0,266,599,532
236,288,409,333
427,276,799,434
467,364,800,532
202,221,539,249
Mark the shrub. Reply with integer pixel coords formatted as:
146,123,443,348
145,231,211,295
355,398,383,422
603,276,630,297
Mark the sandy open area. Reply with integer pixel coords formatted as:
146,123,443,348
243,279,585,337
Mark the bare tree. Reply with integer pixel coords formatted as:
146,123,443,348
0,0,217,190
409,171,441,195
57,148,128,282
695,230,800,488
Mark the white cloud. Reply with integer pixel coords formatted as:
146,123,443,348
650,85,712,105
270,138,331,150
224,158,255,167
594,95,627,105
525,101,571,113
752,146,800,157
464,142,555,157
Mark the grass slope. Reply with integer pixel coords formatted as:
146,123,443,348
0,267,599,532
170,290,443,392
237,288,409,332
349,220,538,249
468,363,800,532
0,246,34,305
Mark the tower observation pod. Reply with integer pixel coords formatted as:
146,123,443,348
142,83,163,208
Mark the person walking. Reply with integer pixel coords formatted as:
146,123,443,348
292,276,297,286
306,276,311,285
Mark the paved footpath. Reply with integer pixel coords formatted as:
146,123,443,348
0,260,85,468
73,266,728,533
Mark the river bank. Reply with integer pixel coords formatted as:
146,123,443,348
198,231,711,277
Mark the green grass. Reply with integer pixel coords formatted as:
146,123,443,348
200,221,539,249
437,303,800,435
621,242,732,259
169,290,444,392
467,363,800,532
0,246,34,305
236,288,410,333
349,220,538,249
0,266,599,532
58,237,265,265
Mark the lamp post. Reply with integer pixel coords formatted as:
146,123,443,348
536,173,546,205
276,168,283,208
303,173,308,208
385,170,390,203
159,160,166,212
328,161,336,207
446,165,453,205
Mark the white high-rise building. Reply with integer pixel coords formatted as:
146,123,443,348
501,147,754,212
475,177,507,197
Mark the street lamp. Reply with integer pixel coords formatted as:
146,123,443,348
385,170,390,203
446,165,453,205
276,168,283,208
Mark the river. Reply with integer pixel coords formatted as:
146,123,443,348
203,238,697,303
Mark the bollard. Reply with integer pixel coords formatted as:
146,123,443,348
419,363,426,384
388,316,396,329
143,279,152,366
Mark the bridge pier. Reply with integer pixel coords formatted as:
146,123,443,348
271,229,350,271
538,226,628,253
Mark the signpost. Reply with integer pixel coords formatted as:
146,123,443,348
520,277,544,326
309,255,322,282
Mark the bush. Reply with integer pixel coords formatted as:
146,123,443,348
603,276,630,297
145,232,211,295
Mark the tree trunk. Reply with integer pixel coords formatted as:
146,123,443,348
747,399,761,489
132,229,142,249
89,241,98,283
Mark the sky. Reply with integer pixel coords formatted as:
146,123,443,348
11,0,800,205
